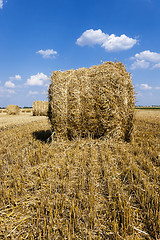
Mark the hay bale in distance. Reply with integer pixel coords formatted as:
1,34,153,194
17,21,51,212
33,101,48,116
6,105,20,115
48,62,135,141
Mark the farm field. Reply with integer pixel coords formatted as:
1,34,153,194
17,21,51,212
135,109,160,123
0,112,46,130
0,110,160,239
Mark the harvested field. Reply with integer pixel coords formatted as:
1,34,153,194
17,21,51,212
0,110,160,239
21,108,32,113
135,109,160,123
0,112,46,130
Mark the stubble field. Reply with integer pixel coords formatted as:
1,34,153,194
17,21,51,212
0,110,160,239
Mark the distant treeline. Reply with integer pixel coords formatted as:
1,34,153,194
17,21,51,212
23,107,32,109
0,107,32,109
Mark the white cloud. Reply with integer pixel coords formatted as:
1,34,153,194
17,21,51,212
76,29,137,51
36,49,58,58
28,90,39,95
4,81,15,88
140,84,152,90
131,50,160,70
102,34,137,51
9,74,22,81
26,73,48,86
131,59,150,70
0,0,3,9
134,50,160,62
136,84,160,92
152,63,160,69
76,29,107,46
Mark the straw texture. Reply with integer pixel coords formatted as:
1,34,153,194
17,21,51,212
32,101,48,116
48,62,135,141
6,105,20,115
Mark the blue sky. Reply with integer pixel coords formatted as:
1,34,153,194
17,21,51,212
0,0,160,107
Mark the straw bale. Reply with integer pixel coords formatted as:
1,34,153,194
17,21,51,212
48,62,135,141
6,105,20,115
32,101,48,116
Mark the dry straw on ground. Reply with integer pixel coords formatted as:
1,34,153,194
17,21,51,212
6,105,20,115
21,108,32,113
0,111,160,239
0,109,6,113
33,101,48,116
48,61,135,141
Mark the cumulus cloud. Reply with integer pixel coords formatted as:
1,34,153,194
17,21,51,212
131,50,160,69
9,74,22,81
140,84,152,90
76,29,107,46
136,84,160,91
131,60,150,70
102,34,137,51
36,49,58,58
0,0,3,9
134,50,160,62
26,73,48,86
4,81,15,88
76,29,137,51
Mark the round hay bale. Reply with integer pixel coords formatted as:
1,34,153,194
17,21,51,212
32,101,48,116
48,61,135,141
6,105,20,115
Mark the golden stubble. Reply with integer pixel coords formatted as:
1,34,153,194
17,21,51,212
0,110,159,239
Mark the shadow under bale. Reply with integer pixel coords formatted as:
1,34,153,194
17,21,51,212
32,130,52,143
